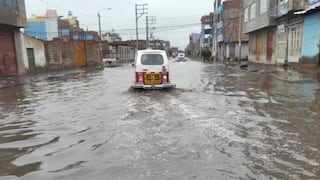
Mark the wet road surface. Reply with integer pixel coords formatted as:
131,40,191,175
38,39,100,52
0,60,320,180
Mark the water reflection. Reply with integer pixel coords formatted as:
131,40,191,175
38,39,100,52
0,148,41,177
0,84,42,177
314,89,320,105
0,85,27,116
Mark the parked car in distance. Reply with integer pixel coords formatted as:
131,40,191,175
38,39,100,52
176,53,186,62
132,49,176,89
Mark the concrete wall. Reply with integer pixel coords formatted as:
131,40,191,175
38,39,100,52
45,39,103,69
14,33,47,73
301,11,320,65
86,41,103,66
0,0,27,27
243,0,277,34
116,46,135,63
224,42,249,60
235,42,249,60
278,0,306,17
22,34,46,69
14,31,27,74
45,39,72,69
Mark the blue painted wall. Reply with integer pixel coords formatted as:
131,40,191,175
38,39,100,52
24,22,47,40
301,12,320,63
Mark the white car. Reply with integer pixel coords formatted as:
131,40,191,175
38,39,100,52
132,49,176,89
176,53,186,62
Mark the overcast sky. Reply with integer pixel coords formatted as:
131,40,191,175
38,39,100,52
25,0,214,49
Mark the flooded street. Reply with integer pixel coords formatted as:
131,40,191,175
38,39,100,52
1,60,320,180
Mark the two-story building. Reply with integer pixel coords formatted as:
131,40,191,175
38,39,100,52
243,0,278,64
0,0,27,74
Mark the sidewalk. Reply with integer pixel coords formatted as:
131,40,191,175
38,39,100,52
225,61,318,84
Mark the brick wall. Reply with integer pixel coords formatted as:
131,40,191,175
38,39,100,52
45,38,106,69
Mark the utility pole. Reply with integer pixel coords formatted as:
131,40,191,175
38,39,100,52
146,16,156,49
135,4,148,51
238,0,243,62
213,1,216,58
213,0,219,61
98,13,101,39
97,8,112,40
146,16,149,48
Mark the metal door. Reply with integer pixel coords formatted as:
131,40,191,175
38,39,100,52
256,35,261,61
267,31,273,61
73,41,86,67
27,48,36,71
0,32,17,74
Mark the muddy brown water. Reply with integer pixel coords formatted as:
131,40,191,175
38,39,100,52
0,61,319,180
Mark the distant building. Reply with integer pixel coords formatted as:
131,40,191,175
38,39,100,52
103,31,122,42
190,33,201,44
185,33,201,58
0,0,27,74
149,40,170,50
24,10,59,41
128,40,147,50
215,0,249,61
200,13,213,48
25,10,99,41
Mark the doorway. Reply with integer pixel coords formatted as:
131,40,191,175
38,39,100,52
27,48,36,71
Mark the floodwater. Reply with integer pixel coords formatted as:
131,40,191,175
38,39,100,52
0,60,320,180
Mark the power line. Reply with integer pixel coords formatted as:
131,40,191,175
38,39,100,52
39,0,96,17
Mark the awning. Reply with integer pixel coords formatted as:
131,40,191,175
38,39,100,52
294,2,320,14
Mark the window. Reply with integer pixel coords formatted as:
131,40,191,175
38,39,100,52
288,26,302,57
60,29,70,36
260,0,267,14
250,3,256,20
244,7,249,22
141,54,164,65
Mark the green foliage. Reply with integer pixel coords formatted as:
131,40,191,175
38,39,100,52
202,48,212,58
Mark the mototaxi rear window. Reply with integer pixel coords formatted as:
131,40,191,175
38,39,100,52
141,54,164,65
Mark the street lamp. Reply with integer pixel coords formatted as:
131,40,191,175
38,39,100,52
97,8,112,39
97,8,111,69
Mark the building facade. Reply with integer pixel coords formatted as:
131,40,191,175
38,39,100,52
242,0,313,66
275,0,306,65
185,33,201,58
0,0,27,74
24,10,59,41
200,13,213,49
300,0,320,69
243,0,278,64
217,0,249,61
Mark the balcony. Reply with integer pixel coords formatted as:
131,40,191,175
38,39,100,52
277,0,307,17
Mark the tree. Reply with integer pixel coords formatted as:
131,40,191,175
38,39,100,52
202,48,212,60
